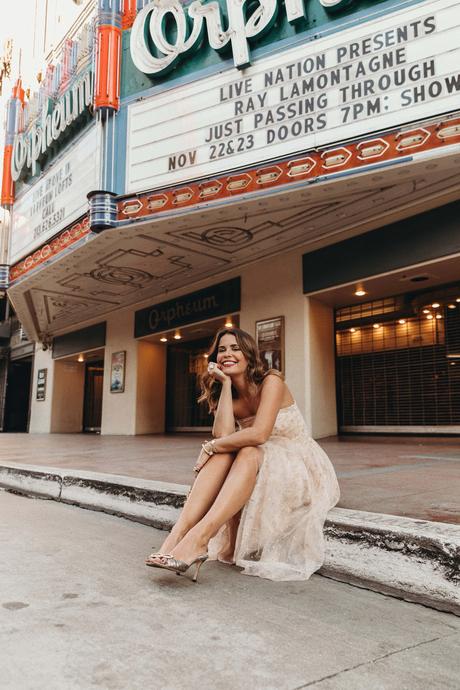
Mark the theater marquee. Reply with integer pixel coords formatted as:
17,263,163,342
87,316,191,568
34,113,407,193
10,127,100,265
127,0,460,193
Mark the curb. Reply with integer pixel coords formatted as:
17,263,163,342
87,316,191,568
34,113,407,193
1,462,459,615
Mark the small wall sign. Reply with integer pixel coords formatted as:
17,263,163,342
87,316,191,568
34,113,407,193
256,316,285,374
36,368,47,401
110,351,126,393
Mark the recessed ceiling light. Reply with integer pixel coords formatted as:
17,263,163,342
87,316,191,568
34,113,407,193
431,302,440,308
160,337,167,342
399,319,406,325
355,289,366,297
174,331,182,340
349,328,356,333
427,314,434,320
373,323,381,329
448,304,456,309
435,314,442,319
422,309,430,314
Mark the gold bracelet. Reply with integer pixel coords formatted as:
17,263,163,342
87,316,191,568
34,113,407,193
202,440,215,456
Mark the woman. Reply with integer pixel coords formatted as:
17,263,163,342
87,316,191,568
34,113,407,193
145,327,340,581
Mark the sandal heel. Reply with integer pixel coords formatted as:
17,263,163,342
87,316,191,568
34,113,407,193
192,558,206,583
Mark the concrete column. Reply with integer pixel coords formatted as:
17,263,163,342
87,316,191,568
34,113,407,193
306,297,338,439
100,310,167,435
239,249,310,426
100,310,138,435
29,345,55,433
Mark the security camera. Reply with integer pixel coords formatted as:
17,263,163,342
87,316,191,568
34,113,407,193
42,342,48,351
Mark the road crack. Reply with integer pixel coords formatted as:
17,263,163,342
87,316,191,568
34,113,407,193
292,635,446,689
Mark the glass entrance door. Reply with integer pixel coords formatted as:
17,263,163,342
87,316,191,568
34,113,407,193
166,337,213,431
83,360,104,432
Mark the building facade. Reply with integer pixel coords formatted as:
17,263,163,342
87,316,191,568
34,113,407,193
1,0,459,436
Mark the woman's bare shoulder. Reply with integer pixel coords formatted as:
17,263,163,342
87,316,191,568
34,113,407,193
261,372,294,406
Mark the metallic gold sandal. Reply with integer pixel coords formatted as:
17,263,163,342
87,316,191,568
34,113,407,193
145,553,208,582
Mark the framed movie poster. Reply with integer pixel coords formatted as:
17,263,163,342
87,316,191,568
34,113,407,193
36,368,47,401
110,351,126,393
256,316,285,374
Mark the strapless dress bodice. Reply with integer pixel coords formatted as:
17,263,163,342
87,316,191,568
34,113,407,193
237,402,307,440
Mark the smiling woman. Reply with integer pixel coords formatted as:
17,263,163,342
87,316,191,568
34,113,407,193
145,326,340,582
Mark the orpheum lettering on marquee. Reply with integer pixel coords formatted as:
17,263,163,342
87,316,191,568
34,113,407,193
134,278,241,337
131,0,361,74
126,0,460,192
12,71,93,182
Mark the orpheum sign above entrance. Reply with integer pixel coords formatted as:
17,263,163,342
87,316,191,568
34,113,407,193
127,0,460,193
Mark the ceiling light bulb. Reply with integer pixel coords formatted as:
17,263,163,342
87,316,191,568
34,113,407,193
204,354,208,358
399,319,406,325
349,328,356,333
436,314,442,319
373,323,380,329
160,337,167,342
225,321,233,328
456,298,460,303
426,314,434,320
174,332,181,340
422,309,430,314
355,289,366,297
448,304,456,309
77,354,84,362
431,302,440,308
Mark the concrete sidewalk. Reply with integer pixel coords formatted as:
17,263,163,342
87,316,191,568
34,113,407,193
2,490,460,690
0,431,459,522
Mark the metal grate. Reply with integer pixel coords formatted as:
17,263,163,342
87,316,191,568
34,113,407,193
336,289,460,429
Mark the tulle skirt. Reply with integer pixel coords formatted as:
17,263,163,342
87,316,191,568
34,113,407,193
208,432,340,581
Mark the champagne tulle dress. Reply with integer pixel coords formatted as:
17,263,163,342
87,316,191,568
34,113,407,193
208,402,340,581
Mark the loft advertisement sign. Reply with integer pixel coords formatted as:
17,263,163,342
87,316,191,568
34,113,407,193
10,127,100,264
127,0,460,193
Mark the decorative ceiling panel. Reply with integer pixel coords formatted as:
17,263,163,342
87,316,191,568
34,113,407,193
8,152,460,341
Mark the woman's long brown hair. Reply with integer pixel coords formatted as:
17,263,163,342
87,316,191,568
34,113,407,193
198,327,282,413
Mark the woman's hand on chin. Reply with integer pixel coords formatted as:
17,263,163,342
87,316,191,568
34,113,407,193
207,361,230,384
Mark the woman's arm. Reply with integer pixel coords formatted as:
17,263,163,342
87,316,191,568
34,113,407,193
212,375,285,452
212,378,235,437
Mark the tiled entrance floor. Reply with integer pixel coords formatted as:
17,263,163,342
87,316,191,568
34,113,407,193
0,432,458,524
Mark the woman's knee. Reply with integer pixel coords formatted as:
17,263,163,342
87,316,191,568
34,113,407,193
235,446,262,470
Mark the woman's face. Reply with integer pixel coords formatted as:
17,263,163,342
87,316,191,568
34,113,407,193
215,333,248,376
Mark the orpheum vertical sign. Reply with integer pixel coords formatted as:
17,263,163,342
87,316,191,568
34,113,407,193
127,0,460,192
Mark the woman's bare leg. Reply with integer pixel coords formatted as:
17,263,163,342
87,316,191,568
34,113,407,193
149,452,235,556
167,446,261,564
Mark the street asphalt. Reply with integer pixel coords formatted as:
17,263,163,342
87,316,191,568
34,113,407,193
1,490,459,690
